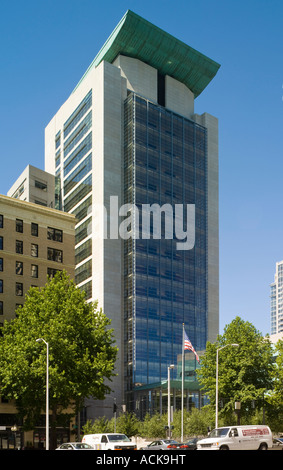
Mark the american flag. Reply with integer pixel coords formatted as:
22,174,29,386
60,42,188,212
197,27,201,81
184,330,200,364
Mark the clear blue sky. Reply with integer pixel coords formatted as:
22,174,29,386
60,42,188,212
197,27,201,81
1,0,282,337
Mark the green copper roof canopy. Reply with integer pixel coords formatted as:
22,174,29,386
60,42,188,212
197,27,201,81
74,10,220,97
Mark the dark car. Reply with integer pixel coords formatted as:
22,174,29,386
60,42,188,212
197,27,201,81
172,438,199,450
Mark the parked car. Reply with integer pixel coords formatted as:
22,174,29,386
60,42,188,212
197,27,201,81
273,438,283,449
140,439,180,450
56,442,94,450
173,438,199,450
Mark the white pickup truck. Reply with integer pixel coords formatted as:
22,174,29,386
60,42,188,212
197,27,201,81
82,433,137,450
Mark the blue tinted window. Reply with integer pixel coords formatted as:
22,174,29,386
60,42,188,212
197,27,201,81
124,93,207,389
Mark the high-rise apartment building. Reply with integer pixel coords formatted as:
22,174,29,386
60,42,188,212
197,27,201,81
45,10,220,418
270,260,283,337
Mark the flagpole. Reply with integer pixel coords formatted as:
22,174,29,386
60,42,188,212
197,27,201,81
182,326,200,442
181,323,184,443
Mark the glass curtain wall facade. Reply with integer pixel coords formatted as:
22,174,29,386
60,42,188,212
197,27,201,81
124,93,207,410
55,90,93,300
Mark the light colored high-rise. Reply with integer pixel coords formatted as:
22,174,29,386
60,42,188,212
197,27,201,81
7,165,55,208
45,10,220,419
270,260,283,337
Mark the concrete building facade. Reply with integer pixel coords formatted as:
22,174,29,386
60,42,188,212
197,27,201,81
44,10,220,419
7,165,55,209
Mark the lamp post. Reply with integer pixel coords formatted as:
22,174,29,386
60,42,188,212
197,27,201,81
36,338,49,450
215,344,239,429
11,424,18,450
113,398,117,432
167,364,174,438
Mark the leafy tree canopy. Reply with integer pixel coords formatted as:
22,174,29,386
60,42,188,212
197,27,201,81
197,316,274,422
0,271,118,438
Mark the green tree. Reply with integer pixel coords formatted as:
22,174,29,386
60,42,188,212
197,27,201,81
269,340,283,405
197,317,274,425
116,412,140,437
186,408,214,436
266,339,283,432
82,416,112,434
140,413,168,438
0,271,118,449
82,412,140,437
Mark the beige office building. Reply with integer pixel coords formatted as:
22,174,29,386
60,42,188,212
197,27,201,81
0,194,75,323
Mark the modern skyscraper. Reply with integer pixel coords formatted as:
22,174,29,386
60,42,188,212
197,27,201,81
45,10,220,418
270,260,283,337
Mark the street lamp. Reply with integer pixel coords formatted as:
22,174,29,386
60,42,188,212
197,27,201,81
36,338,49,450
11,425,18,450
113,398,117,432
215,343,239,429
167,364,174,438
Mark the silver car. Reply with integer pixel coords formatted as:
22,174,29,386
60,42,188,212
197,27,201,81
141,439,179,450
56,442,94,450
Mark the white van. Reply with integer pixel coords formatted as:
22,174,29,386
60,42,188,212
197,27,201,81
82,433,137,450
197,425,272,450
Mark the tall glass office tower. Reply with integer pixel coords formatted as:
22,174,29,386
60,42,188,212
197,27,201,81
124,94,208,407
45,10,220,419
